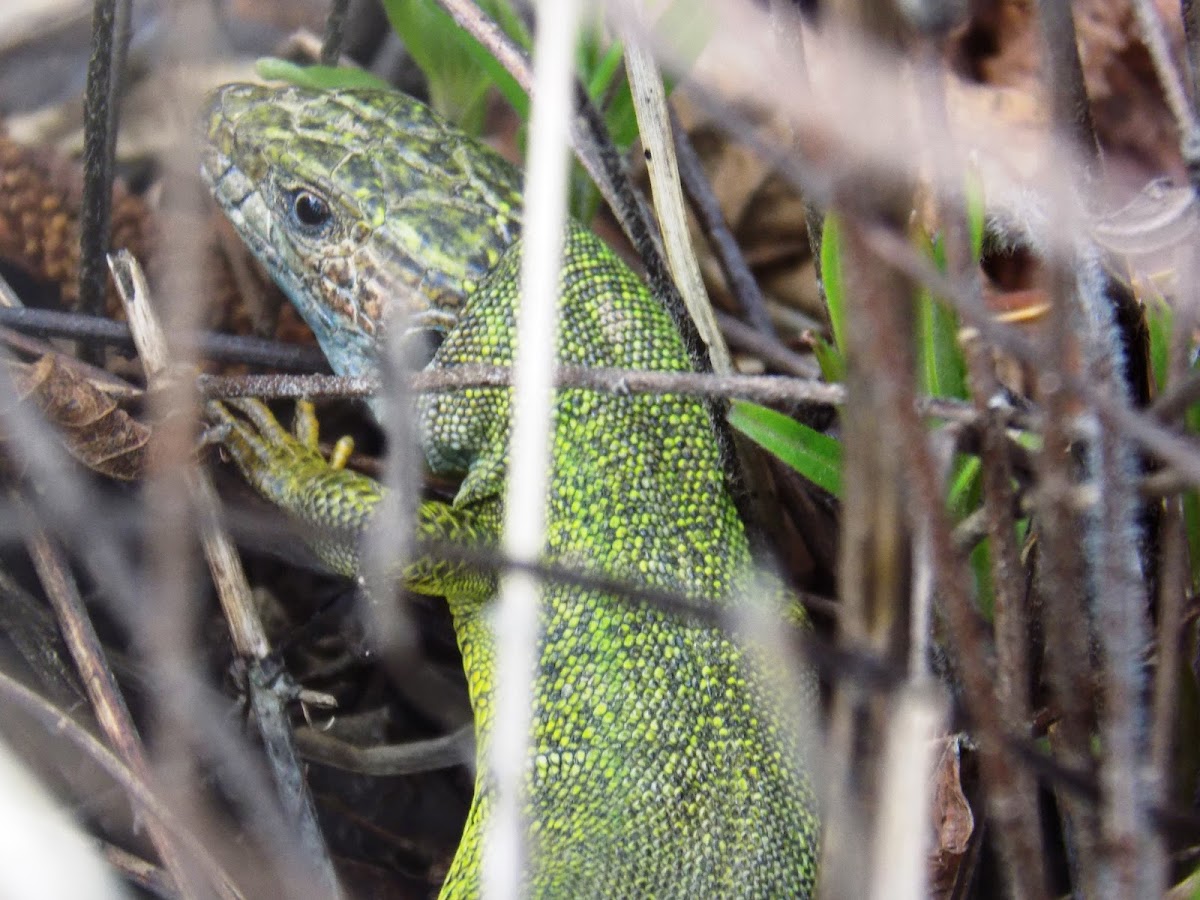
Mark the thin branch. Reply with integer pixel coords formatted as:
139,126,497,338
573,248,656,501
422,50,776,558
106,0,133,180
1146,237,1199,887
622,22,732,373
1030,4,1102,876
0,669,244,900
109,251,344,899
855,207,1044,900
716,311,820,377
79,0,119,326
1149,363,1200,421
0,306,328,373
196,366,995,425
99,842,175,900
320,0,352,65
1150,498,1187,866
293,724,474,776
1184,0,1200,120
23,515,198,898
1035,0,1101,177
816,10,917,893
673,111,778,338
1082,253,1159,897
434,0,534,96
914,30,1047,893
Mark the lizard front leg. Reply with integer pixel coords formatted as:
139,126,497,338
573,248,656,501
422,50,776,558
207,398,490,597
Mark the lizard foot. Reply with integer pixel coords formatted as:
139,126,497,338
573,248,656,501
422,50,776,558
206,398,360,513
206,398,384,578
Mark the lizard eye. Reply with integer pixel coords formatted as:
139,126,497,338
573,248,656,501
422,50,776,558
286,189,333,234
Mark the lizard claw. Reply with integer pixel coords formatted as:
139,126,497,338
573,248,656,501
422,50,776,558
287,399,357,470
291,398,321,451
197,419,233,450
205,398,340,511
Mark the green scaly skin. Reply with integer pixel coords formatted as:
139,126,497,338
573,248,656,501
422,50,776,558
202,84,818,897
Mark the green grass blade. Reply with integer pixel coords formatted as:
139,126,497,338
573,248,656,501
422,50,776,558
729,401,843,496
255,60,392,92
381,0,528,130
819,213,847,354
966,169,986,262
946,455,981,519
917,289,967,398
812,337,845,384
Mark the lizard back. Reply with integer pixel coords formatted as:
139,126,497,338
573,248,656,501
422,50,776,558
423,223,819,897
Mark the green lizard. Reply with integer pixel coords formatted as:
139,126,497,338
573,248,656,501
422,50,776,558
201,82,818,897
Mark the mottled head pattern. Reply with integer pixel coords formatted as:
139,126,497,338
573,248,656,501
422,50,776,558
200,83,523,380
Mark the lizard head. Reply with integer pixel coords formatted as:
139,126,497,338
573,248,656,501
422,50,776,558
200,82,524,381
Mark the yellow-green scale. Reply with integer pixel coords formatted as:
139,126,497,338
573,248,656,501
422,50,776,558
417,226,818,897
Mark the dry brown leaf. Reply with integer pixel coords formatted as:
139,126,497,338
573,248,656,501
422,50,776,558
668,42,1055,327
927,737,976,899
957,0,1184,179
9,354,148,480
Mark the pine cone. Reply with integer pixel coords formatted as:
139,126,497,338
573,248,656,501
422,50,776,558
0,129,287,346
0,133,152,310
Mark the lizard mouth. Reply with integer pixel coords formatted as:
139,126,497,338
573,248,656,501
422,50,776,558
201,154,280,274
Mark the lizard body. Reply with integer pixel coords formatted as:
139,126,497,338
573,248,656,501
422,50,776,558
202,83,818,898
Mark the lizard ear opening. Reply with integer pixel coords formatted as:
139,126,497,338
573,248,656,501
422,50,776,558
396,327,445,370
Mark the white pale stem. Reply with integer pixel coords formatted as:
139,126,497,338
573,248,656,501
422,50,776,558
868,684,944,900
484,0,584,897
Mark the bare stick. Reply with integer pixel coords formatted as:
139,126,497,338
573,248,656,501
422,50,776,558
109,251,344,899
23,517,201,898
674,115,778,338
622,18,731,372
195,366,995,425
914,31,1048,895
0,669,244,899
79,0,118,325
293,724,474,776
